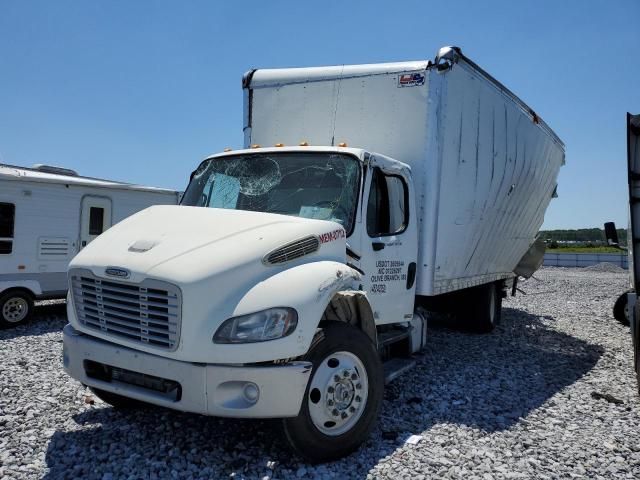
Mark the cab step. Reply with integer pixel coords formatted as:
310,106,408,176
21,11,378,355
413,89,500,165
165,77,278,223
377,327,411,350
383,357,416,384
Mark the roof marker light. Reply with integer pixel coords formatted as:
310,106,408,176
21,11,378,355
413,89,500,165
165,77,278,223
223,147,232,152
299,141,309,146
275,143,284,147
250,144,261,149
338,142,348,147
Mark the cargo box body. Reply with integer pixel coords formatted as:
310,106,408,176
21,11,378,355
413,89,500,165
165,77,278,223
243,48,564,296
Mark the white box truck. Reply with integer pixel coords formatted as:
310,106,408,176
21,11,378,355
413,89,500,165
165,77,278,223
62,47,565,461
0,163,180,328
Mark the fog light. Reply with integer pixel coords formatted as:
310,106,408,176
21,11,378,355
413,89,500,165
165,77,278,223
243,382,260,403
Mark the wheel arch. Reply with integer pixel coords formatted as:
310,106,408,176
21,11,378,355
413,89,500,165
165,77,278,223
319,291,377,345
0,286,37,300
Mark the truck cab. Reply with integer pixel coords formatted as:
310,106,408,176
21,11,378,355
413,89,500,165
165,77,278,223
63,145,424,461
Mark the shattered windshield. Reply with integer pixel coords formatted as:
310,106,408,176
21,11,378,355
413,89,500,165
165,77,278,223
181,152,361,234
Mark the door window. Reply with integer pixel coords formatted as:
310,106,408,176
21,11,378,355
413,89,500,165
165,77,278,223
80,196,112,249
366,168,408,236
88,207,105,235
0,202,15,254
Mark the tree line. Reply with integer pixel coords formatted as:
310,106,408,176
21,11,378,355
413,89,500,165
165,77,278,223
539,228,627,245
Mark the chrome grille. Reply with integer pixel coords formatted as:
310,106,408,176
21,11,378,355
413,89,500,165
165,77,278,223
264,236,320,265
70,269,181,350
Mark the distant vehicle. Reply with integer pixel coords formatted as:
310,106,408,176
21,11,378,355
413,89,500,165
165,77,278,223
607,113,640,394
62,46,564,461
0,163,180,327
604,222,632,325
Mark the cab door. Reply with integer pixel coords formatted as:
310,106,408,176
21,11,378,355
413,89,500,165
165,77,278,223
80,196,112,249
359,158,418,325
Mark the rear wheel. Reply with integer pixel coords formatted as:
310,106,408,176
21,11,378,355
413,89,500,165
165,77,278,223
283,322,384,462
461,282,502,333
613,291,631,326
0,291,34,328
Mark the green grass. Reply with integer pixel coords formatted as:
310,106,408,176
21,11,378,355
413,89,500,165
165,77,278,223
546,246,625,254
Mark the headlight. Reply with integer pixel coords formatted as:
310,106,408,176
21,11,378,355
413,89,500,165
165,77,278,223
213,307,298,344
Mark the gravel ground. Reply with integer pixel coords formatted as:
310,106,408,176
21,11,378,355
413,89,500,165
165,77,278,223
1,268,640,479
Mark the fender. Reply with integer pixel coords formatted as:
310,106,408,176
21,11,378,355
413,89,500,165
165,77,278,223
231,261,365,360
0,280,42,296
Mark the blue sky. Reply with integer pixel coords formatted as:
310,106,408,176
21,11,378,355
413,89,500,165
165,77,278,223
1,0,638,229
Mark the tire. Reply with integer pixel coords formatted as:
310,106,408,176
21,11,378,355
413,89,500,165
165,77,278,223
0,290,34,328
282,322,384,462
613,291,631,326
89,387,146,409
462,282,502,333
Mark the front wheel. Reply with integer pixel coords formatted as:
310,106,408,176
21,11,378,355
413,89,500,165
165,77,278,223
0,291,34,328
283,322,384,462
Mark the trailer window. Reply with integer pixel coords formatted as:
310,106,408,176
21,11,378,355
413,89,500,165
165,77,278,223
89,207,104,235
0,202,15,254
366,168,408,237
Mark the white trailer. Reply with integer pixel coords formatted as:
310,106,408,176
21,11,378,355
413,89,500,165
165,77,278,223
0,163,180,327
62,47,564,461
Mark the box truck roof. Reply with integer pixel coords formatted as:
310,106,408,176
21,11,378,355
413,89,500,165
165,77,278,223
243,46,564,151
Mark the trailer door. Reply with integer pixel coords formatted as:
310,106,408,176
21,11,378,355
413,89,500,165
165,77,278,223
80,196,112,249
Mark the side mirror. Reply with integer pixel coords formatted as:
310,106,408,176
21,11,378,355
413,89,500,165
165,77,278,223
604,222,619,247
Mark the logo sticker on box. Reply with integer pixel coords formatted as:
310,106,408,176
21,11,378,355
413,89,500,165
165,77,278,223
398,73,425,88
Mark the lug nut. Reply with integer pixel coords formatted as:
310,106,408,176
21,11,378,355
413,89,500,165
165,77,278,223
343,370,350,377
355,396,361,402
327,399,334,406
351,373,357,380
327,386,334,393
349,406,356,413
334,375,341,382
355,383,362,390
341,412,348,419
332,409,339,416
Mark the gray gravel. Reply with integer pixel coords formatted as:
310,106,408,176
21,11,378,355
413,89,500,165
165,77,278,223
1,268,640,479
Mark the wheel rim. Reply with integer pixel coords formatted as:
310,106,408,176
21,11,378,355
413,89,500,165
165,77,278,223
307,351,369,436
2,297,29,323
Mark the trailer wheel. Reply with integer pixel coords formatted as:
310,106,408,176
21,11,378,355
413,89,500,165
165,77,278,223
89,388,146,409
0,290,34,328
282,322,383,462
467,282,502,333
613,291,631,326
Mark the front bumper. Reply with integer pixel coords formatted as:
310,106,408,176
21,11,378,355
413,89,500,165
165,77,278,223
63,324,312,418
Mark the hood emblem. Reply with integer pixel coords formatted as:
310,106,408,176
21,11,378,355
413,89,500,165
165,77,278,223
105,267,131,279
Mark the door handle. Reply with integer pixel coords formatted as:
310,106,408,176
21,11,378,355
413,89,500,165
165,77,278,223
372,242,385,251
81,241,87,247
406,262,417,289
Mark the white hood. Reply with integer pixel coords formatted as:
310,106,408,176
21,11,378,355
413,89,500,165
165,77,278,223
70,205,346,284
